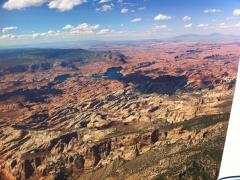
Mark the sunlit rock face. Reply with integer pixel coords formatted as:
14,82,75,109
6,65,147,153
0,42,238,179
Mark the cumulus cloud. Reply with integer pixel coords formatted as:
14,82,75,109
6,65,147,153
218,22,240,29
31,23,100,39
99,0,111,3
0,22,142,42
182,16,191,22
2,26,18,33
130,18,142,23
121,8,128,13
32,33,42,39
197,24,209,29
233,9,240,16
97,28,111,35
63,23,99,34
62,24,73,30
154,14,172,21
204,9,222,14
2,0,47,10
0,34,16,40
32,30,61,39
3,0,46,10
152,25,168,31
96,4,114,11
184,23,192,28
3,0,86,11
48,0,86,11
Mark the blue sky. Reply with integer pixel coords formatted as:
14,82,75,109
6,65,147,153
0,0,240,47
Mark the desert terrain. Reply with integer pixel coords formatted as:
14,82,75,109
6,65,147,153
0,41,239,180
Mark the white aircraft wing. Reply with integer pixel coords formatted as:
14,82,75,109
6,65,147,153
218,61,240,180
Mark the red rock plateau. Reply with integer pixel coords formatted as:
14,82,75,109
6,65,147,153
0,41,239,180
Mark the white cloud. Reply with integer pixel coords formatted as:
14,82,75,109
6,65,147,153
233,9,240,16
218,22,240,29
3,0,46,10
29,23,98,39
182,16,191,22
0,34,16,40
117,0,123,2
99,0,111,3
3,0,86,11
97,28,111,35
2,26,18,33
32,30,61,39
197,24,209,29
0,22,146,43
66,23,99,34
32,33,41,39
62,24,73,30
121,8,128,13
130,18,142,23
204,9,222,14
154,14,172,21
48,0,86,11
152,25,168,31
184,23,192,28
96,4,114,11
30,23,100,39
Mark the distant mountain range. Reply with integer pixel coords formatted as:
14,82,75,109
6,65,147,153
1,33,240,49
171,33,240,42
0,48,127,74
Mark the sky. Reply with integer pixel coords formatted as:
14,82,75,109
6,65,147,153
0,0,240,47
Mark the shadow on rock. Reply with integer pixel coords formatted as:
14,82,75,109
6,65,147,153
122,72,188,95
0,87,62,103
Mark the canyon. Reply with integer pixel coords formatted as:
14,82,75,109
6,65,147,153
0,41,239,180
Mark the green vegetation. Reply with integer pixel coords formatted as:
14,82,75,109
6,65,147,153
215,101,233,108
166,113,230,131
154,138,225,180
